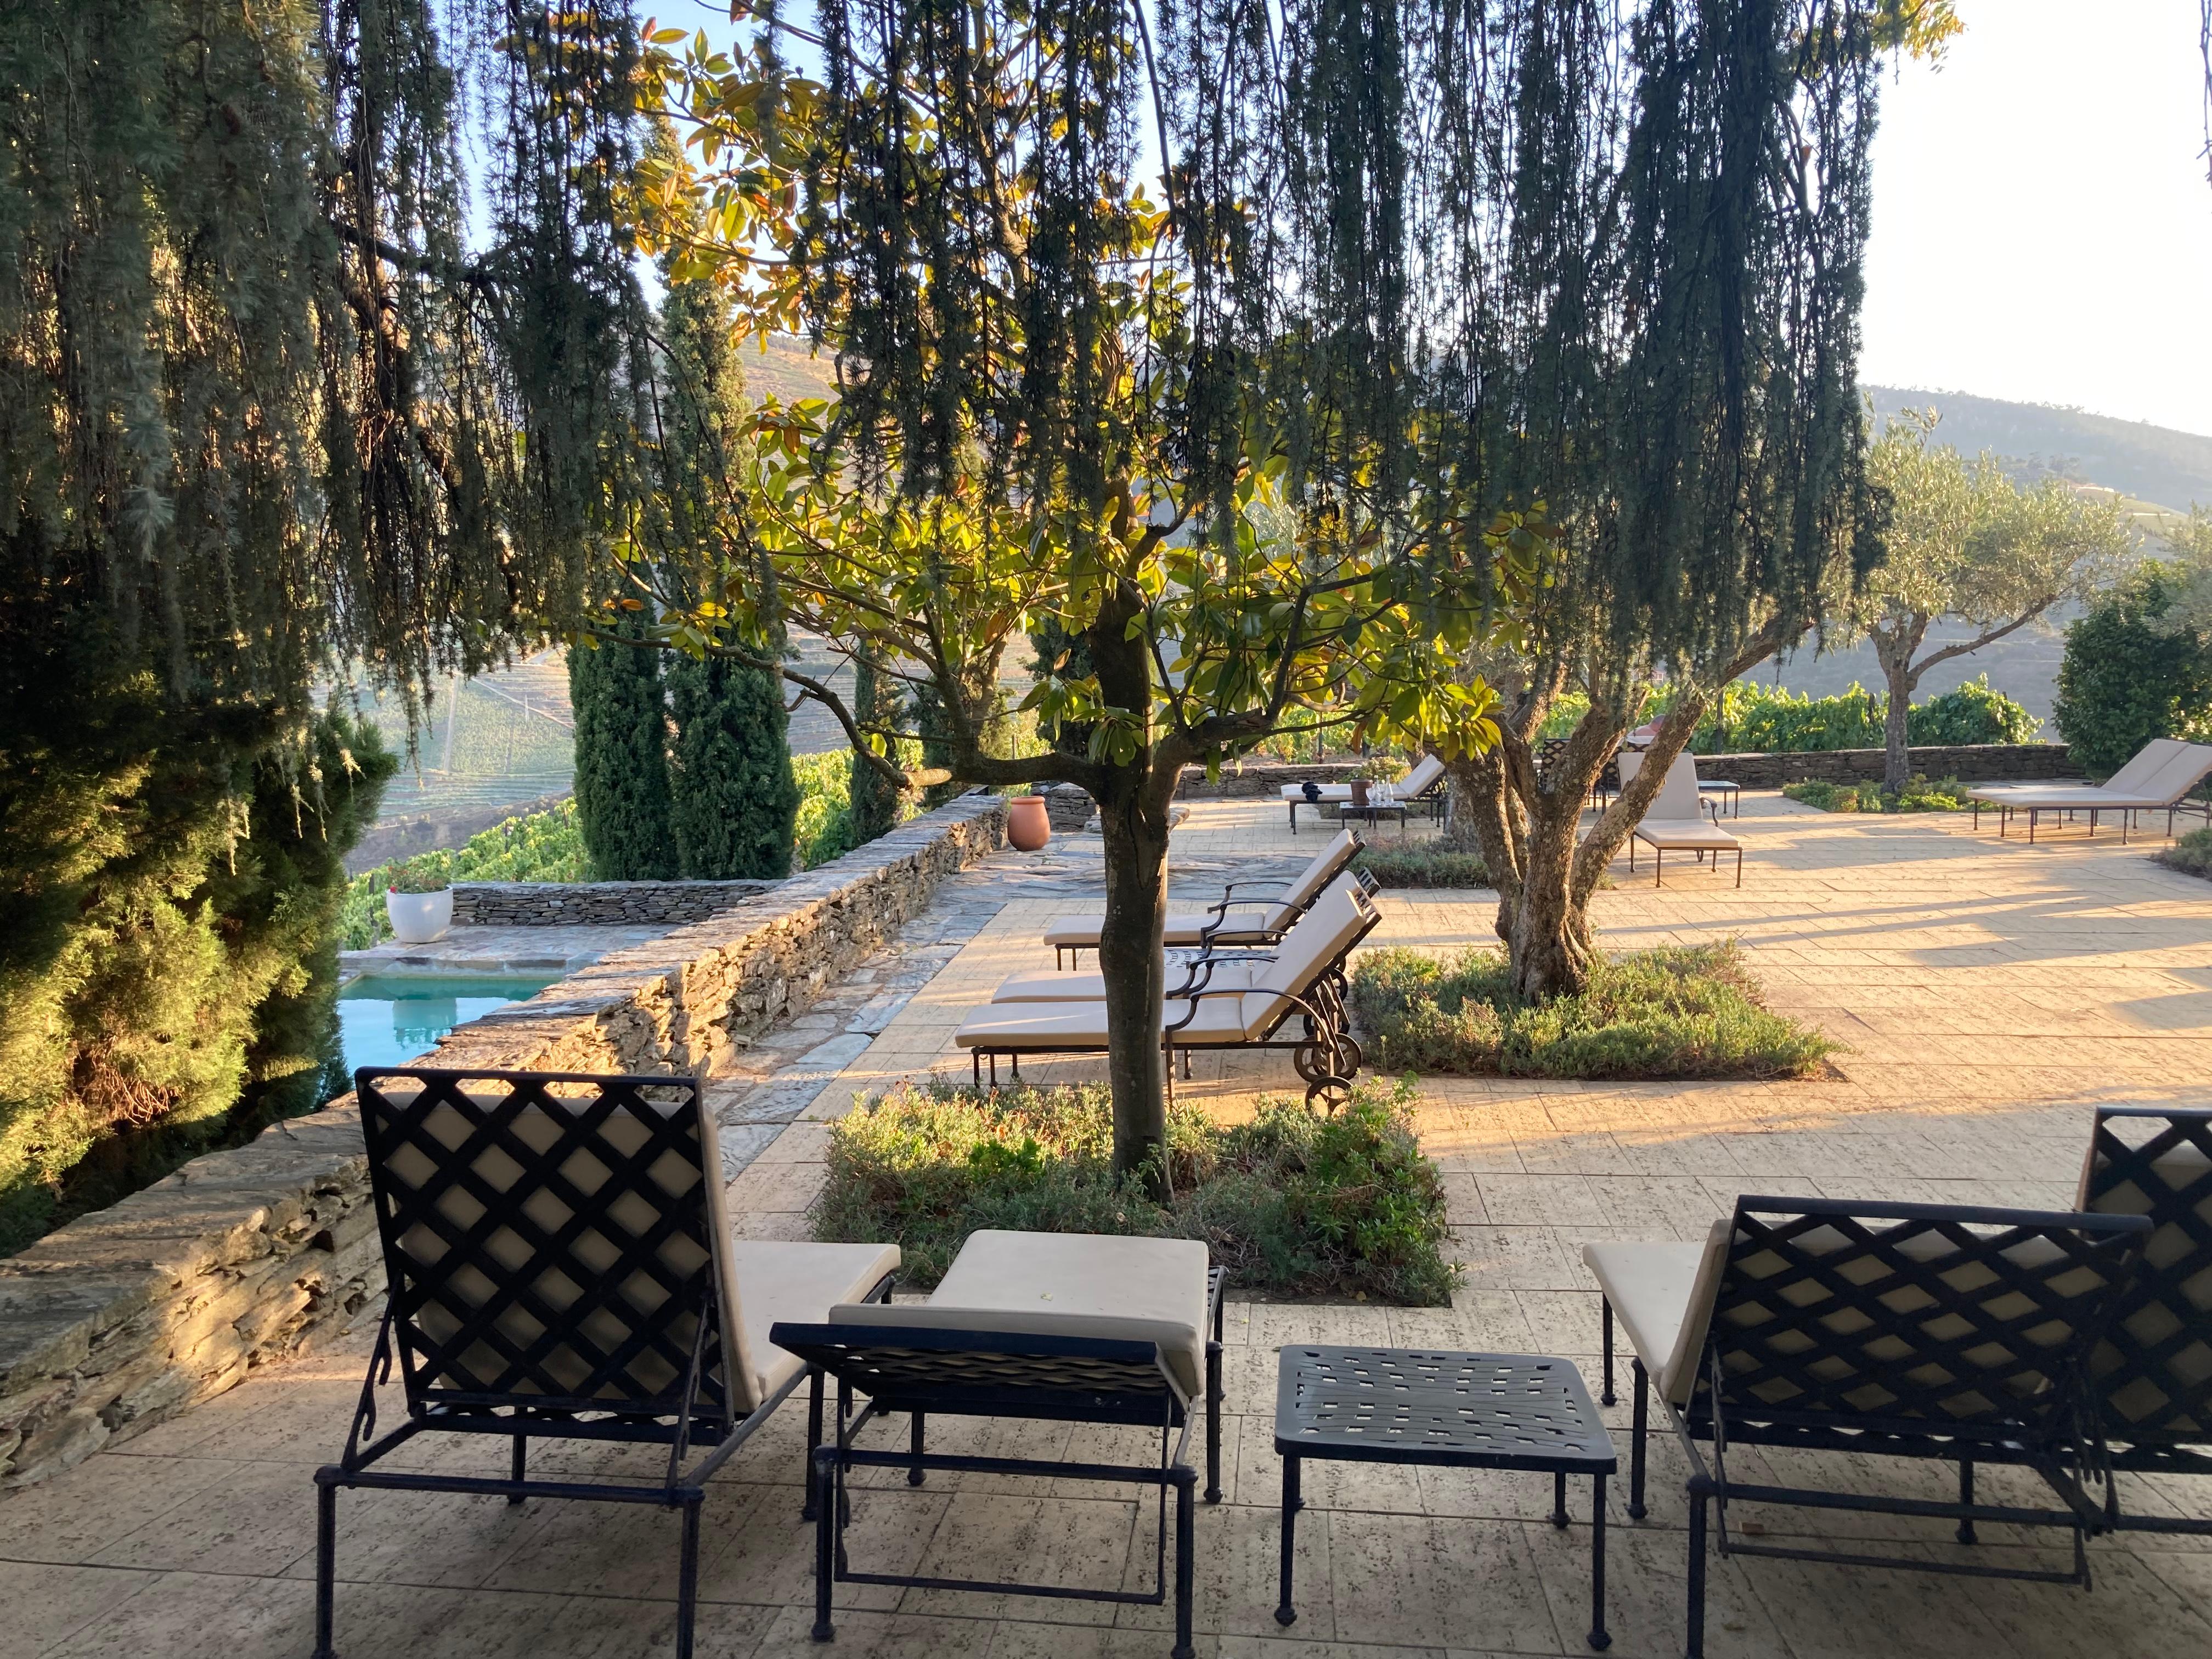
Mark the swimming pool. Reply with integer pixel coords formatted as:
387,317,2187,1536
336,973,563,1076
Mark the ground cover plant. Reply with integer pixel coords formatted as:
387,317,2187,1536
814,1079,1457,1305
2157,827,2212,881
1348,942,1835,1081
1781,775,1974,814
1351,843,1493,888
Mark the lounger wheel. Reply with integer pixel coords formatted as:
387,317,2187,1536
1304,1075,1352,1113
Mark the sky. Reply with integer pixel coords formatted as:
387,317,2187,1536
1859,0,2212,437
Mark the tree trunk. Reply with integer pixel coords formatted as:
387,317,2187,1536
1882,663,1911,794
1501,787,1600,998
1872,624,1922,795
1093,777,1172,1189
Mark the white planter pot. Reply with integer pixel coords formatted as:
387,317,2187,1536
386,888,454,945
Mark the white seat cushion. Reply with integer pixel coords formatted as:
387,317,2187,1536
1581,1221,1731,1406
830,1230,1211,1401
994,961,1269,1002
1633,818,1740,850
956,994,1252,1049
1042,904,1293,950
1282,783,1356,803
727,1240,902,1407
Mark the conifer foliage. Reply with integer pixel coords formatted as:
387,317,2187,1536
569,629,680,881
668,654,798,878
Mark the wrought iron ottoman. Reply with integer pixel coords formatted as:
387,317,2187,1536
1273,1346,1616,1650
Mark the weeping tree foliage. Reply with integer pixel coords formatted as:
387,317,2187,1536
1426,1,1956,998
848,648,906,843
0,0,665,1242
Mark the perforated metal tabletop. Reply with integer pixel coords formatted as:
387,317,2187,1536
1274,1346,1618,1472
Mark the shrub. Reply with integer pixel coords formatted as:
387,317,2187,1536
1781,775,1973,814
2055,563,2212,777
1908,676,2041,746
1352,843,1491,888
814,1077,1457,1305
2156,826,2212,881
1348,941,1835,1080
792,749,856,868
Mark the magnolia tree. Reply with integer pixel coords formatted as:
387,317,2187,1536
623,0,1553,1180
1852,415,2132,790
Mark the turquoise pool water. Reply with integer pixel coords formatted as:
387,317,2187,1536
337,973,562,1076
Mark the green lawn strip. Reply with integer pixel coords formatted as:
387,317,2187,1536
812,1078,1457,1305
1348,940,1836,1080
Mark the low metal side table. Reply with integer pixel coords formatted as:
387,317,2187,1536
1273,1346,1616,1650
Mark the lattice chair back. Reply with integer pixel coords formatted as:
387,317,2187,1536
2078,1107,2212,1452
354,1067,753,1426
1693,1197,2150,1453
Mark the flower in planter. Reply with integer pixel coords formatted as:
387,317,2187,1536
385,858,452,894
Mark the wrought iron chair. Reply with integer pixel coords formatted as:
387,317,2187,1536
1585,1197,2151,1658
313,1067,900,1659
2078,1105,2212,1534
772,1229,1226,1659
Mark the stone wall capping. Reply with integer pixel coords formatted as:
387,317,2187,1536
0,792,1008,1488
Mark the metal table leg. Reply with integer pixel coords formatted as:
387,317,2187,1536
1589,1471,1611,1650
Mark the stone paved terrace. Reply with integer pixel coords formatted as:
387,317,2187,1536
7,792,2212,1659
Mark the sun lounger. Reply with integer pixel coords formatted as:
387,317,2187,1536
1583,1195,2151,1658
1619,751,1741,887
961,874,1382,1107
314,1068,900,1659
772,1229,1225,1654
1041,826,1362,967
1281,752,1445,831
1966,738,2212,842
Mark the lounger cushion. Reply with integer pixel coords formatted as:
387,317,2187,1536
728,1239,902,1408
1282,782,1356,803
955,991,1261,1049
994,961,1269,1002
1042,904,1293,950
1581,1220,1731,1407
1633,817,1740,850
830,1230,1211,1401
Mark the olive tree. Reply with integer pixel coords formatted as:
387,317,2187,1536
1853,415,2132,791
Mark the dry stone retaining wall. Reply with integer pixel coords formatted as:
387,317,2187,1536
0,792,1007,1488
1702,743,2074,789
452,878,780,927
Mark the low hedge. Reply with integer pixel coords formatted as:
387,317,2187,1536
2157,826,2212,881
1782,775,1973,814
812,1077,1457,1305
1352,843,1492,888
1347,941,1835,1080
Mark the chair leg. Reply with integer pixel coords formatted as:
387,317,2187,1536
1957,1459,1977,1545
1600,1297,1615,1405
1589,1471,1611,1651
313,1475,338,1659
676,1494,703,1659
1553,1470,1570,1527
803,1368,825,1520
908,1412,927,1487
1276,1453,1300,1626
812,1447,838,1641
1686,1482,1709,1659
1205,1339,1223,1503
509,1433,528,1502
1172,1468,1197,1659
1628,1360,1648,1520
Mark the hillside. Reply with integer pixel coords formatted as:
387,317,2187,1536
738,334,838,405
1866,386,2212,522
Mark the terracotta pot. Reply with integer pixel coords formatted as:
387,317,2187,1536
1349,778,1371,808
386,887,454,945
1006,794,1052,852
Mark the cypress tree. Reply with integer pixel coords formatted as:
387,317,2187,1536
651,213,802,877
668,654,798,877
568,630,679,880
848,648,905,843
